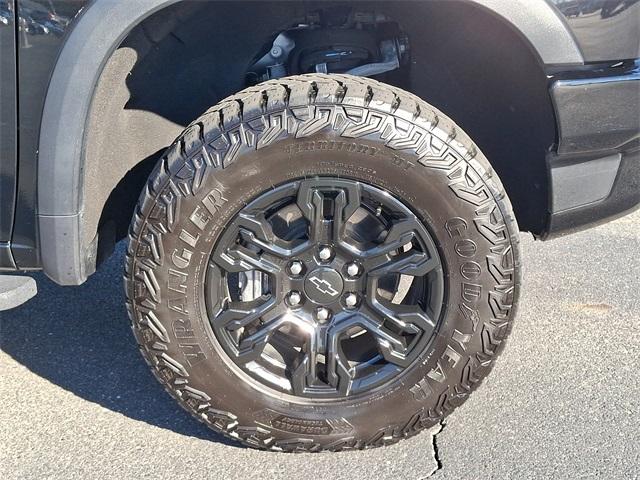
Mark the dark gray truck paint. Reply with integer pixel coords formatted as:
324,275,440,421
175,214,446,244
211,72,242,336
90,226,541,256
1,0,638,288
36,0,586,285
8,0,85,270
551,0,640,62
547,60,640,235
0,0,17,268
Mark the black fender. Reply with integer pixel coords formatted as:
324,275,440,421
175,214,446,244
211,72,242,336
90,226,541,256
37,0,583,285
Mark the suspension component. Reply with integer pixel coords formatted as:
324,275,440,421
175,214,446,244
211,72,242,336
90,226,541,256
247,9,409,83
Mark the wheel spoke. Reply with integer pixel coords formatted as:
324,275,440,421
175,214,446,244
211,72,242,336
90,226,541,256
368,250,440,277
291,323,352,395
296,179,361,244
341,215,442,281
341,310,414,367
237,211,278,247
237,213,312,258
235,314,290,364
297,187,327,243
324,324,355,393
368,298,435,333
212,209,313,274
212,297,278,331
368,217,421,255
331,187,361,242
213,242,282,274
342,216,423,269
290,325,324,395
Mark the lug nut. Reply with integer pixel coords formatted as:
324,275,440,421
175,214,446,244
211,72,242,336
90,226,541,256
346,262,360,278
316,308,331,323
319,246,333,261
288,291,302,306
345,293,358,308
289,261,303,276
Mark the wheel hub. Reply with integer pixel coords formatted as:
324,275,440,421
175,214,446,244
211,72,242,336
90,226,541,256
205,177,445,399
304,268,344,304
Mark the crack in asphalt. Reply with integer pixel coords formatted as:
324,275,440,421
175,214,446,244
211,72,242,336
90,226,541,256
421,420,446,479
432,420,445,473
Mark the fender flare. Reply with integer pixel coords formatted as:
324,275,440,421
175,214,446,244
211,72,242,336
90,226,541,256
38,0,583,285
38,0,180,285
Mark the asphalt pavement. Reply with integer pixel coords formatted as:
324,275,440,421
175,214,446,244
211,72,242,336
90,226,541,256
1,210,638,479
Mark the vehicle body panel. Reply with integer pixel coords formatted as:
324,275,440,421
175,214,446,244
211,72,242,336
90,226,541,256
546,60,640,236
0,0,17,268
1,0,639,284
32,0,590,285
550,0,640,61
11,0,84,269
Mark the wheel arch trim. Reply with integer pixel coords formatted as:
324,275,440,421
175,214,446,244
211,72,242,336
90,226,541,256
37,0,582,285
38,0,180,285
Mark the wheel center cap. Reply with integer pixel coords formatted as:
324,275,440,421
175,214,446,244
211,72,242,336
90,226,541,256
304,267,344,305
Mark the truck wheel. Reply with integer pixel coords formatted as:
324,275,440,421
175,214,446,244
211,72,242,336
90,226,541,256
125,74,520,452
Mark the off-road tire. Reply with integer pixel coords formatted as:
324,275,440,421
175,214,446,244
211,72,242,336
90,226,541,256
125,74,521,452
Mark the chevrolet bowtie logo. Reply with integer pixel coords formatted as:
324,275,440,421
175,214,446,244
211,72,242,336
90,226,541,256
309,276,339,297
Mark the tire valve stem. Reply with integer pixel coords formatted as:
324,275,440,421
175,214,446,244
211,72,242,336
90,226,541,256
375,205,382,217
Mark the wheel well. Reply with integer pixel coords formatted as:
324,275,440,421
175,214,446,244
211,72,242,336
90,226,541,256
88,0,556,266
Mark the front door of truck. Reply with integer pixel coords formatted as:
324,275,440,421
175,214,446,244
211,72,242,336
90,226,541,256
0,0,17,267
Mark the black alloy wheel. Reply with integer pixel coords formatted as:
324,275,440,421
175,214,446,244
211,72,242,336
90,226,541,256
206,177,445,399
